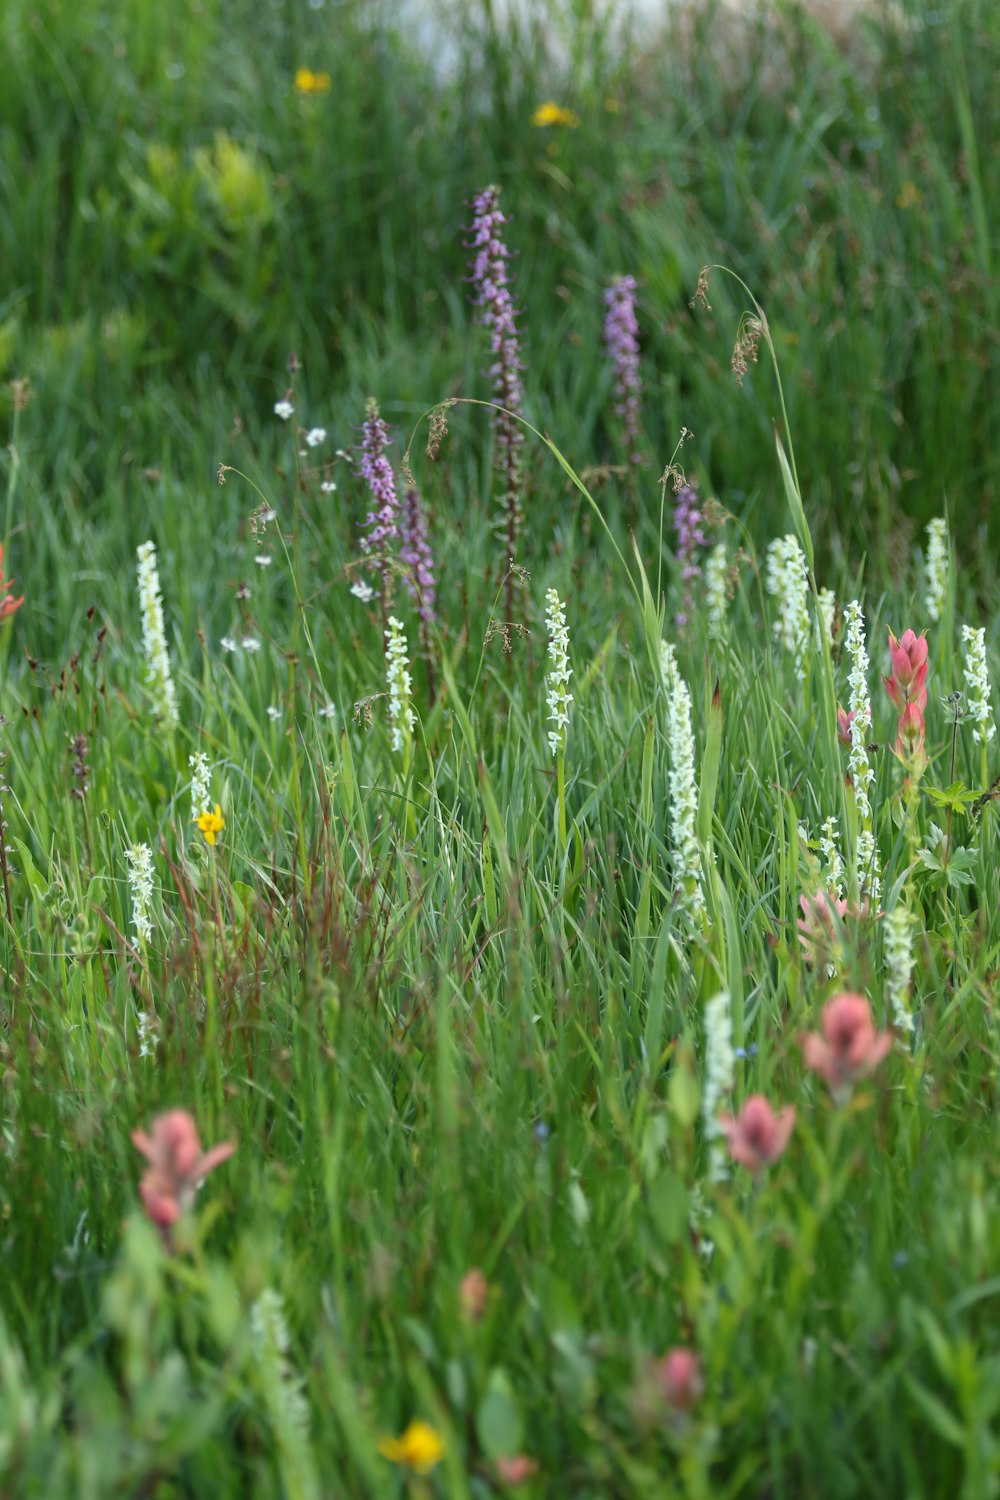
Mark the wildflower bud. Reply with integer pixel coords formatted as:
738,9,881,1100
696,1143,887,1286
654,1348,704,1413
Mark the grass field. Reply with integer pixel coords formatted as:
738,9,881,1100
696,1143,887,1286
3,0,1000,1495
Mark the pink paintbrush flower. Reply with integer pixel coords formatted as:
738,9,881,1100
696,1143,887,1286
836,705,855,747
653,1347,704,1413
719,1095,795,1173
882,628,928,713
801,993,893,1101
132,1110,235,1234
495,1455,540,1485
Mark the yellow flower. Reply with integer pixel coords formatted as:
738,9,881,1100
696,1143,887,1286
531,101,580,128
294,67,332,96
896,180,922,210
194,804,225,847
377,1419,445,1475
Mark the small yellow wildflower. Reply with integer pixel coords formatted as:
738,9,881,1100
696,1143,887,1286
531,101,580,128
194,803,225,847
896,180,922,210
294,67,332,96
377,1419,445,1475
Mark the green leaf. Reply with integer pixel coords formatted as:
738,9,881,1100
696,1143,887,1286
476,1369,523,1460
904,1376,965,1449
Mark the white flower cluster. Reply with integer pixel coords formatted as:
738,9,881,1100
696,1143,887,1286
136,541,178,729
125,842,154,946
660,641,706,922
702,989,734,1182
925,517,948,624
136,1009,157,1060
819,814,845,899
816,587,837,650
705,543,729,640
961,624,995,745
385,616,415,754
884,904,915,1034
544,589,573,757
189,751,212,819
250,1290,317,1500
765,534,810,679
843,600,881,904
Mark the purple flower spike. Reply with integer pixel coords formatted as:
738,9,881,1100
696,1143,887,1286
467,185,524,610
358,398,401,586
401,487,437,625
673,483,707,627
603,276,643,464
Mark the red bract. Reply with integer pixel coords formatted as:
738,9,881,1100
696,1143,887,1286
720,1095,795,1173
836,706,855,746
654,1347,704,1413
132,1110,235,1236
801,993,893,1100
882,628,928,713
0,544,24,622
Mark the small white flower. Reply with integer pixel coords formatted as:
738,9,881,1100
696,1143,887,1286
765,534,810,679
255,554,272,567
241,636,261,653
819,814,845,899
274,400,294,420
320,481,337,493
318,702,337,720
220,635,238,653
189,751,213,819
266,705,282,721
335,448,350,459
544,589,573,757
660,641,706,923
962,624,995,745
305,427,326,447
703,990,734,1182
136,1010,157,1060
136,540,179,729
925,517,948,624
816,587,837,649
125,842,154,946
350,580,374,603
260,507,277,523
844,600,880,903
385,617,416,754
705,542,728,640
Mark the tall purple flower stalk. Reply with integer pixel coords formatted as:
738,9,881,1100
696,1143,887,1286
673,483,707,628
467,184,524,622
603,276,642,467
401,487,437,625
358,397,400,612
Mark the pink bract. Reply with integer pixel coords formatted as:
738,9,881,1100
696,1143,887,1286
801,993,893,1099
720,1095,796,1173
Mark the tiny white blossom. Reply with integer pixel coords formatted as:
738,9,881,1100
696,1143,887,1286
255,553,272,567
220,636,238,653
320,481,337,493
260,507,277,523
125,842,154,946
335,448,350,459
885,904,915,1034
660,641,706,922
305,427,326,447
241,637,261,653
961,624,995,745
266,705,282,721
816,587,837,649
765,534,810,679
318,703,337,720
925,517,948,624
819,814,845,899
274,400,294,420
385,616,416,754
703,990,735,1182
544,589,573,757
136,540,179,729
350,580,374,603
136,1009,157,1060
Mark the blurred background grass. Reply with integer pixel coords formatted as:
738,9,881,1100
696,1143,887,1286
2,0,998,629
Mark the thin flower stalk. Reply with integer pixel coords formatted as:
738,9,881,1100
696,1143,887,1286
545,589,573,849
125,842,154,947
136,540,179,729
765,534,810,680
660,642,706,924
884,904,915,1035
468,185,525,621
843,600,881,904
925,517,949,624
672,484,706,628
603,275,643,470
702,989,734,1182
961,626,995,778
705,542,728,641
385,617,415,759
358,398,401,614
819,814,845,899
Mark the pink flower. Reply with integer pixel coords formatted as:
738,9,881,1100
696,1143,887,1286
836,706,855,747
719,1094,795,1173
895,700,926,757
801,993,893,1100
882,628,928,713
797,890,850,967
458,1267,489,1323
653,1347,704,1413
0,544,24,623
495,1455,540,1485
132,1110,235,1235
